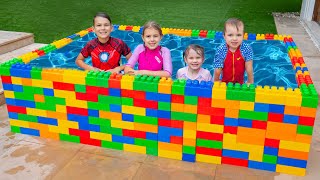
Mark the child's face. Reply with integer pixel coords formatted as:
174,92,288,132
93,16,113,41
184,49,204,71
224,24,244,52
142,27,162,50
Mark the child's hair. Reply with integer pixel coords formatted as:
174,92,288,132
93,12,112,25
224,18,244,34
142,21,163,36
183,44,205,59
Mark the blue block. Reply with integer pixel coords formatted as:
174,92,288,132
182,154,195,162
88,109,99,117
146,92,158,101
277,157,307,168
122,113,134,122
283,115,299,124
224,118,238,126
43,88,54,96
38,117,58,126
5,98,16,106
185,80,201,96
12,84,23,92
113,24,119,30
254,103,269,112
10,64,32,78
109,88,121,97
2,83,14,91
269,104,285,114
146,108,157,117
110,104,122,113
157,110,171,119
238,118,252,128
264,147,279,156
248,161,276,171
67,114,89,123
15,99,35,108
20,127,40,136
146,132,158,140
8,112,18,119
223,149,249,159
158,126,183,142
112,135,134,144
79,123,100,132
158,93,171,102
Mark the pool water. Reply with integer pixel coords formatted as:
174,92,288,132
28,30,298,88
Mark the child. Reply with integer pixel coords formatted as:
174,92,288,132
124,21,172,77
213,18,254,84
75,12,132,73
176,44,212,82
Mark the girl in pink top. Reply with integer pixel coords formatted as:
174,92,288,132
124,21,172,77
176,44,212,82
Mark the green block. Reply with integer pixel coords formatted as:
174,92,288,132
172,79,186,95
300,84,318,108
227,83,255,102
98,103,110,111
96,71,110,87
14,92,34,101
102,140,123,150
135,138,158,148
158,102,171,111
85,71,98,86
18,114,38,122
133,75,160,92
54,97,66,105
98,95,121,105
297,125,313,135
60,134,80,143
121,97,133,106
183,146,196,154
196,139,223,149
206,30,215,39
31,67,42,79
191,29,200,37
33,87,44,94
89,117,111,126
88,102,100,110
23,86,34,94
36,102,56,111
239,110,268,121
0,62,12,76
184,95,198,105
134,115,158,125
105,127,122,136
146,147,158,156
171,112,197,122
75,84,86,93
11,125,20,133
263,154,277,164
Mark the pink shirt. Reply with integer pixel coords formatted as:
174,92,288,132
176,67,212,82
126,44,172,75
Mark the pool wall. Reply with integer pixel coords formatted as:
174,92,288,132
0,25,318,176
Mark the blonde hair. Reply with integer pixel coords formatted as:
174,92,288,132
142,21,163,36
183,44,205,59
224,18,244,34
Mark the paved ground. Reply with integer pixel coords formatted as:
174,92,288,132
0,14,319,179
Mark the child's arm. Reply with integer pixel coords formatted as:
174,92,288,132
213,68,222,82
245,60,254,84
75,53,99,71
108,52,133,73
134,70,171,77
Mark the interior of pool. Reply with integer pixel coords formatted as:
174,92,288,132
28,29,298,88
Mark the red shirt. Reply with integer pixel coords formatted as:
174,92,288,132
81,37,131,70
222,47,245,84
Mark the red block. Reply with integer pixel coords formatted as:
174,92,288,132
198,97,211,107
223,126,237,134
80,137,101,146
7,105,26,114
75,92,87,101
67,106,88,116
268,113,284,122
108,73,121,88
209,107,225,116
171,120,184,128
53,82,75,91
264,138,279,148
125,26,133,31
69,128,90,138
196,131,223,141
222,157,248,167
97,87,109,95
298,116,315,126
198,106,211,115
158,118,171,127
134,99,158,109
172,94,184,103
196,147,222,156
1,76,12,84
86,85,99,93
252,120,267,129
132,90,146,99
210,115,224,125
121,89,134,98
123,129,146,139
170,136,183,144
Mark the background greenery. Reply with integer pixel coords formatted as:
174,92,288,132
0,0,302,43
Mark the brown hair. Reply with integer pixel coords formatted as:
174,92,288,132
224,18,244,34
93,12,112,25
142,21,163,36
183,44,205,59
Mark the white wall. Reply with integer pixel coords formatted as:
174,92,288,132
300,0,316,21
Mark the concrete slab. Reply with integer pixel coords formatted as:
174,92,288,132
0,43,46,63
303,57,320,81
0,31,34,55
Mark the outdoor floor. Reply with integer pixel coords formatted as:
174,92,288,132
0,14,320,180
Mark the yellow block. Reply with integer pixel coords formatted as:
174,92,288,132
26,108,47,117
3,90,15,99
65,99,87,108
90,131,112,141
124,144,146,154
197,123,223,133
58,119,79,129
239,101,254,111
122,105,146,116
158,149,182,160
99,111,121,121
171,103,184,112
54,105,67,113
223,133,237,150
11,77,22,85
183,138,196,146
54,89,76,99
10,119,29,128
48,125,69,134
279,140,310,152
276,165,306,176
184,104,197,114
121,75,134,90
111,120,134,130
237,143,264,161
32,79,53,88
212,82,226,100
183,130,196,139
196,154,221,164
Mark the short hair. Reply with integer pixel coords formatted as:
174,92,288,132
183,44,205,59
93,12,112,25
224,18,244,34
142,21,163,36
